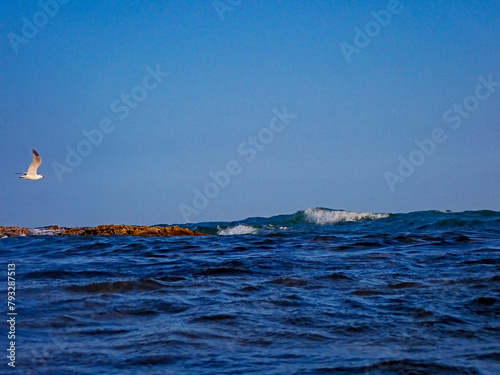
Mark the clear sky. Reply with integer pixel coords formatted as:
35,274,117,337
1,0,499,227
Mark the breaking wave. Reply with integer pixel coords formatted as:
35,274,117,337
302,208,389,225
218,225,259,236
209,208,389,235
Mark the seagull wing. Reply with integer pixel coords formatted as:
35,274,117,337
27,149,42,175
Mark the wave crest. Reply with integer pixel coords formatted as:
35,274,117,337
218,225,258,236
303,208,388,225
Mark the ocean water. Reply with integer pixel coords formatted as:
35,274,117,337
1,208,499,374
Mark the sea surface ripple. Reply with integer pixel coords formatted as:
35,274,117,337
1,208,499,374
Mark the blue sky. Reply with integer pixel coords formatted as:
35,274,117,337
1,0,499,227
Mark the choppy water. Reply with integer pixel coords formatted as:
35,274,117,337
1,208,499,374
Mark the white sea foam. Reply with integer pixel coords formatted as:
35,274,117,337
218,225,258,236
304,208,388,225
30,228,66,236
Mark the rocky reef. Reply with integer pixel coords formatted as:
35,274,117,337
0,225,205,238
0,226,32,237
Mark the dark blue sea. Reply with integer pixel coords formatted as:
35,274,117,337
1,208,499,374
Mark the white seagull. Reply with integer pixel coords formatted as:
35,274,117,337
17,149,45,180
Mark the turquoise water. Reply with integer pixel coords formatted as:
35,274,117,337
1,208,499,374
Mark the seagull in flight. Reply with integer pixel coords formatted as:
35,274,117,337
17,149,45,180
